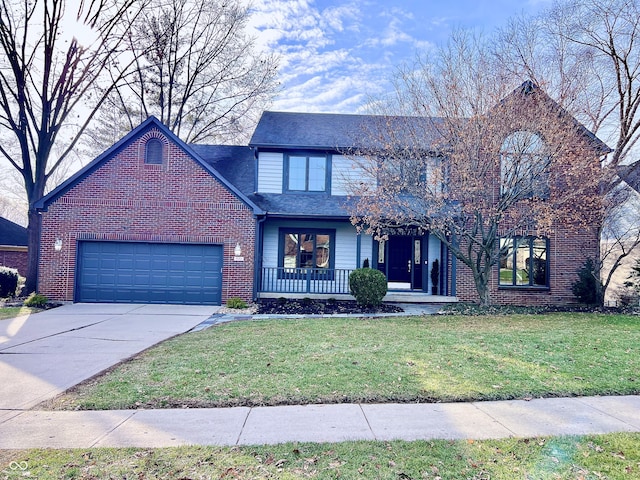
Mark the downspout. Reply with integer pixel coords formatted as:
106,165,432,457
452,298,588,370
253,214,267,301
449,238,456,297
35,210,41,295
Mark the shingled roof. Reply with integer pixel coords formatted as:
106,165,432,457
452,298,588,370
618,161,640,193
0,217,27,246
249,111,445,152
191,144,354,217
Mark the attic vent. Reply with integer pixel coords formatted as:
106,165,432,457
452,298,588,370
145,138,164,164
520,80,537,95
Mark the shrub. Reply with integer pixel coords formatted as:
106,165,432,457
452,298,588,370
0,267,19,298
226,297,248,309
613,285,640,307
349,268,387,307
571,258,597,304
430,259,439,294
24,292,48,308
626,258,640,293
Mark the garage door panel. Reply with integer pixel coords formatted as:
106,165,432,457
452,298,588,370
77,241,223,305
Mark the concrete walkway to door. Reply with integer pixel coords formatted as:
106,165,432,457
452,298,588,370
0,303,219,414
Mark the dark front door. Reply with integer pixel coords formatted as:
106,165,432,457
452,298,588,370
387,236,412,283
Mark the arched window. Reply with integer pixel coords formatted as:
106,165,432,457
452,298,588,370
145,138,164,164
500,131,549,199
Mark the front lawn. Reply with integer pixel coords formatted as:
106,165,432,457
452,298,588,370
2,433,640,479
47,313,640,410
0,306,41,321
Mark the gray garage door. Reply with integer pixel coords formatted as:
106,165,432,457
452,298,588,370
76,241,223,305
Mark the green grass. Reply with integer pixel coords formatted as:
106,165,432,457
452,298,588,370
50,313,640,410
0,306,41,321
2,433,640,479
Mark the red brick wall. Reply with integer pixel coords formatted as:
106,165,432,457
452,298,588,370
0,249,28,277
38,128,256,304
455,225,599,305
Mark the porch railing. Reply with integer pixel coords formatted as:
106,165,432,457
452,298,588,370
260,267,354,294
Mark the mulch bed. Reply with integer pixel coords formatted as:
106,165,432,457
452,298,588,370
257,298,404,315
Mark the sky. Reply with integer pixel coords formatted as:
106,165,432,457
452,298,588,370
246,0,552,113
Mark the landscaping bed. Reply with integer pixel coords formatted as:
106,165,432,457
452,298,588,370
256,298,404,315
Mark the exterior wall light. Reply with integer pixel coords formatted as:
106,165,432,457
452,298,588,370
233,242,244,262
54,238,63,251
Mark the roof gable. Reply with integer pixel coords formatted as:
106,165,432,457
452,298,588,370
36,117,263,214
495,81,612,155
0,217,27,246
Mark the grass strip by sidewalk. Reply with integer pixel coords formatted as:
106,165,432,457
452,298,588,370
2,433,640,479
49,313,640,410
0,306,41,321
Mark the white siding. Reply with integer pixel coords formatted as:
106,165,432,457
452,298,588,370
331,154,375,196
257,152,283,193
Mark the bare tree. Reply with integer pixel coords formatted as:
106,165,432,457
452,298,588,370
87,0,279,150
494,0,640,304
0,0,148,292
350,31,604,305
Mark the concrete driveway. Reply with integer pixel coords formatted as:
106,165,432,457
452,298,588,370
0,303,219,413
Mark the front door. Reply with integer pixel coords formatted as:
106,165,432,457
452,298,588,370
387,236,412,283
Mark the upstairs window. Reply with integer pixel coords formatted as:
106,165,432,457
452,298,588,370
145,138,164,164
500,131,549,199
378,154,443,195
499,236,549,287
286,154,327,192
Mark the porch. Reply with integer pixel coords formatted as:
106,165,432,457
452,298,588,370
258,267,457,304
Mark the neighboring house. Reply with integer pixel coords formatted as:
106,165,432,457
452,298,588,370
618,161,640,193
0,217,28,277
36,86,609,306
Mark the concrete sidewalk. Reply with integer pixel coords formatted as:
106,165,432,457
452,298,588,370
1,304,639,449
0,396,638,448
0,303,218,411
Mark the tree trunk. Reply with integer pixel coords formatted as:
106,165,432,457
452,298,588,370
24,208,41,295
473,271,491,306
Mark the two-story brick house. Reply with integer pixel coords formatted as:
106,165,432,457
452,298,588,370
36,85,608,306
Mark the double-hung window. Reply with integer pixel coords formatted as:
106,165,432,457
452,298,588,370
499,236,549,287
286,154,327,192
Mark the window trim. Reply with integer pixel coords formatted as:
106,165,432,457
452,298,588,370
283,153,330,193
498,236,550,289
277,228,336,279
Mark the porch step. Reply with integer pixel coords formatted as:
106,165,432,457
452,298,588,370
384,293,457,304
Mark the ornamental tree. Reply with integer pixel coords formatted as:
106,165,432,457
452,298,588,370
348,31,606,305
